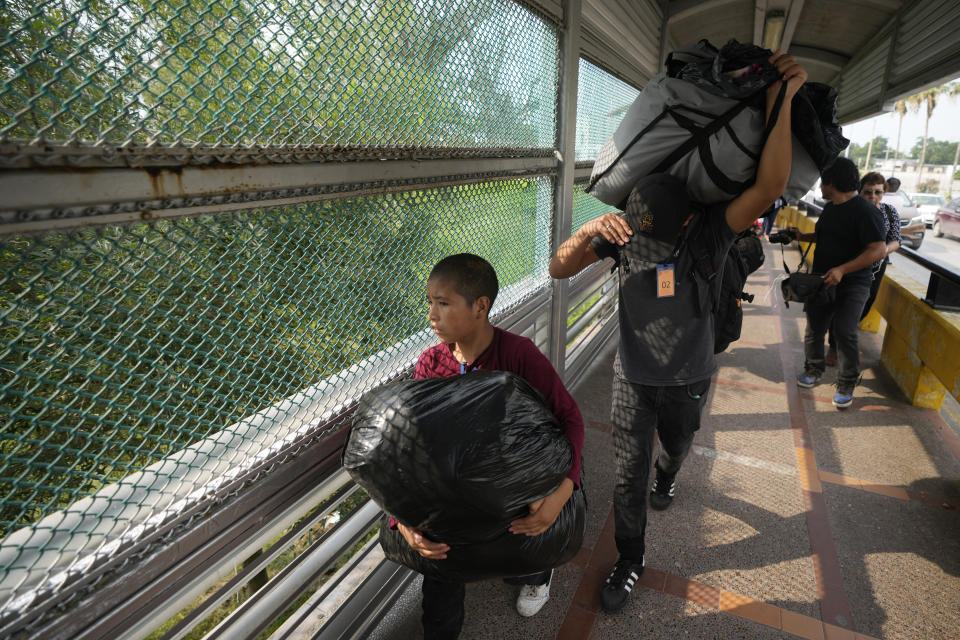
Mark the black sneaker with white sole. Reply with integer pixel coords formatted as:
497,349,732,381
649,468,676,511
600,557,645,612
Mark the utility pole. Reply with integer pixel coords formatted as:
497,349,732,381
864,119,876,170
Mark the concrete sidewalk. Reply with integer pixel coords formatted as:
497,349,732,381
367,240,960,640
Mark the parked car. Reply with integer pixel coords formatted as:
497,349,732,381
909,192,947,227
882,190,925,249
933,198,960,239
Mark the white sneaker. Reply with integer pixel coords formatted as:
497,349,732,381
516,583,550,617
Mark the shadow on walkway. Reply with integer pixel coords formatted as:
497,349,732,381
367,240,960,640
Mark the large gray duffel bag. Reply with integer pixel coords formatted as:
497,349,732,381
587,40,842,208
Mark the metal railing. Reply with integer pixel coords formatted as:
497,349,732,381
0,0,632,637
896,246,960,312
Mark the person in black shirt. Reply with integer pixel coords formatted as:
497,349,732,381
824,172,901,365
789,158,885,408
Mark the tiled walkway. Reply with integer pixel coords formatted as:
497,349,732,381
367,241,960,640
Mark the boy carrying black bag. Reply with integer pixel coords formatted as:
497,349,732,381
391,253,584,639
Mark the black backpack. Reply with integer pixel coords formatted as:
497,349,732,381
685,221,764,353
614,200,765,354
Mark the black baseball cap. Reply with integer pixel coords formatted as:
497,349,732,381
623,174,691,244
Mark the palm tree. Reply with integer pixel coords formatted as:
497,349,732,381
910,84,954,184
893,98,908,164
947,83,960,197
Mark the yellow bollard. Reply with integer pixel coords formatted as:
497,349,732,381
858,307,882,333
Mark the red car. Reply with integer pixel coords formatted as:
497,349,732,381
933,199,960,239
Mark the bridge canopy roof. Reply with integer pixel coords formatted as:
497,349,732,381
530,0,960,123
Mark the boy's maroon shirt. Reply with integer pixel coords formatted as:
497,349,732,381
414,327,584,486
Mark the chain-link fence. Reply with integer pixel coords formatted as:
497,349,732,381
0,0,637,633
571,57,639,232
572,182,612,232
0,0,558,167
576,58,639,163
0,177,554,616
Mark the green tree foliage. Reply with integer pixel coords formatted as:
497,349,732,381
0,0,561,537
1,0,557,150
847,136,889,169
0,178,544,536
902,81,959,171
908,138,960,165
0,0,146,140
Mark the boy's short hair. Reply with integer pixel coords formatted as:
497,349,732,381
860,172,886,191
429,253,499,309
886,176,901,191
821,157,860,193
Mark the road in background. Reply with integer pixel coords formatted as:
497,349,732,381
889,234,960,285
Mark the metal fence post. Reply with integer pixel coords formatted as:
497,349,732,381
548,0,581,377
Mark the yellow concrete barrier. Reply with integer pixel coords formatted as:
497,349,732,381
778,205,960,409
872,275,960,409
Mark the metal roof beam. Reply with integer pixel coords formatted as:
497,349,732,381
666,0,740,24
859,0,902,10
779,0,805,52
788,44,849,71
753,0,767,45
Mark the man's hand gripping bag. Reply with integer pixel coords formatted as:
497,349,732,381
343,371,586,582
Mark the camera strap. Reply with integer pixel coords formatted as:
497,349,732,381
782,240,813,275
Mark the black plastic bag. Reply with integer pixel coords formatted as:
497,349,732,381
792,82,849,170
666,38,781,102
343,370,586,582
378,489,587,583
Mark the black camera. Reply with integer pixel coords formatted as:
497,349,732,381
768,230,793,245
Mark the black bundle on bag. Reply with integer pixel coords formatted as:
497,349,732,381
666,38,781,101
343,371,586,582
588,38,848,208
791,83,848,170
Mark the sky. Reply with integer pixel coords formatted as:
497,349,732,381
841,78,960,153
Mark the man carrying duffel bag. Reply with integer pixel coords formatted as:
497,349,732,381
587,39,845,208
548,52,807,613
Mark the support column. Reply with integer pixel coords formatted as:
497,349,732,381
548,0,581,377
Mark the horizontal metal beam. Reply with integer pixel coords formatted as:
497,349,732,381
312,548,414,640
0,155,558,236
788,44,849,71
145,477,359,640
565,304,618,390
203,500,382,640
15,432,350,640
666,0,740,23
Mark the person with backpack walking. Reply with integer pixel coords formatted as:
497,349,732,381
548,52,807,613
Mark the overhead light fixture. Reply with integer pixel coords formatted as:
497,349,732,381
762,9,786,51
